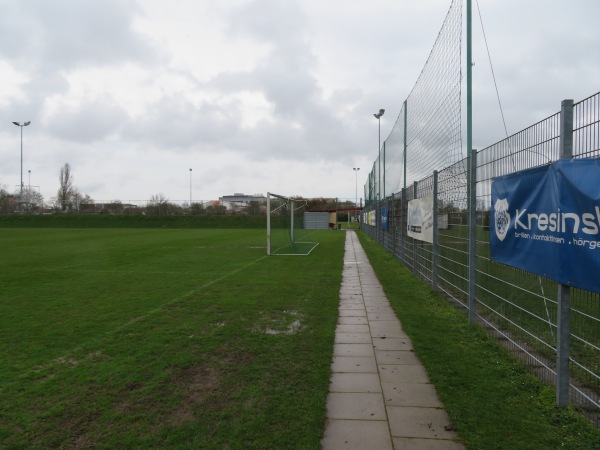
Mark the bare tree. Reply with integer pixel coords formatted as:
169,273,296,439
21,186,44,212
57,163,74,211
190,201,205,215
147,193,171,215
247,201,261,216
0,186,17,213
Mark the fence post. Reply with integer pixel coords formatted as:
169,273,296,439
557,99,574,408
468,149,477,323
391,192,396,255
413,181,418,274
403,100,408,190
432,170,439,291
383,142,386,200
400,188,405,264
375,197,379,244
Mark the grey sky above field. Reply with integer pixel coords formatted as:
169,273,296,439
1,0,598,204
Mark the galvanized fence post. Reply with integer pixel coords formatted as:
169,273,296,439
391,192,396,256
468,149,477,323
377,198,381,245
557,99,574,408
413,181,418,274
432,170,439,291
400,188,405,264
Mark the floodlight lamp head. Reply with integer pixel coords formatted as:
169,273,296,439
373,109,385,119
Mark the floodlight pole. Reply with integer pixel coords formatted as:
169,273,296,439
12,121,31,213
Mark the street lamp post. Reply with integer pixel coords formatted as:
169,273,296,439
353,167,360,221
12,121,31,213
189,168,192,214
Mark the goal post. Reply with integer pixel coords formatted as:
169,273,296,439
267,192,319,256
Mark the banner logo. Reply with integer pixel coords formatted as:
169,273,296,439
494,198,510,242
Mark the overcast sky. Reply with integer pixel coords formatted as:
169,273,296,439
1,0,598,204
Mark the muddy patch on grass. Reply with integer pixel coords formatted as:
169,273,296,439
174,365,222,405
254,310,306,335
166,365,222,426
265,319,304,335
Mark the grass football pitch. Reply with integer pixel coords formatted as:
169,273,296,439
0,228,345,448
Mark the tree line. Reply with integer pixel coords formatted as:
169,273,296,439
1,164,357,216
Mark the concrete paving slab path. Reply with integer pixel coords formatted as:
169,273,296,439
321,231,465,450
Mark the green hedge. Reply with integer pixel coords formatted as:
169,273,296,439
0,214,272,229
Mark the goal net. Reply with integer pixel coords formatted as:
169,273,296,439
267,193,319,256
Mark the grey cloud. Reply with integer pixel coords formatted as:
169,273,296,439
126,95,235,149
0,0,152,71
47,98,130,143
228,0,307,44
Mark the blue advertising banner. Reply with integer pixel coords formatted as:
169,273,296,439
381,207,389,230
491,158,600,294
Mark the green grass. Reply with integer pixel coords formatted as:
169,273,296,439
414,224,600,396
357,231,600,450
0,228,345,448
0,213,269,229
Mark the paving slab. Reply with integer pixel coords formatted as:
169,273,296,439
338,309,366,317
322,420,393,450
335,332,373,344
329,372,382,393
369,321,406,338
334,343,375,357
335,324,370,334
387,406,459,440
375,349,422,365
339,303,367,310
322,231,465,450
373,337,414,351
393,437,465,450
378,364,430,383
337,316,368,325
326,392,387,420
382,382,443,407
331,356,377,373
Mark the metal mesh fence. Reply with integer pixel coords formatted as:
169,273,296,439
362,92,600,425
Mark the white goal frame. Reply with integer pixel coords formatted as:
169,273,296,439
266,192,318,256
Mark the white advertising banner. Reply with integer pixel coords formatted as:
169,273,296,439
407,195,434,243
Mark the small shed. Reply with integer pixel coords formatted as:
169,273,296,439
303,211,330,229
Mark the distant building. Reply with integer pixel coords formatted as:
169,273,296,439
218,193,267,214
